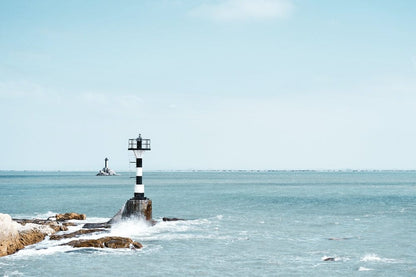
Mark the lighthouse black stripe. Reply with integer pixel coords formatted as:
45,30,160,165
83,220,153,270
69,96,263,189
136,176,142,184
136,158,142,168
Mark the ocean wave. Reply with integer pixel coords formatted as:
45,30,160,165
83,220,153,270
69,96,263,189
321,255,347,262
360,253,396,263
358,266,373,271
109,217,217,242
11,211,57,220
2,270,23,277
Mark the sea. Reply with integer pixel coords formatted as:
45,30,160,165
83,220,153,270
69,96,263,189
0,170,415,276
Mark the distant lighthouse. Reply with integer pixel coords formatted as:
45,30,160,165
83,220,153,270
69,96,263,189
96,157,117,176
120,133,152,220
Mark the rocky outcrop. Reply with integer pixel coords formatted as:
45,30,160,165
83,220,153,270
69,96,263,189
18,229,48,248
83,222,111,229
96,168,117,176
50,229,107,240
14,219,68,232
64,236,142,249
1,211,180,257
55,213,86,221
121,199,152,221
1,212,89,257
0,214,21,257
0,214,55,257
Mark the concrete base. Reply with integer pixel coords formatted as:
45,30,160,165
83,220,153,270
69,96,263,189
121,198,152,221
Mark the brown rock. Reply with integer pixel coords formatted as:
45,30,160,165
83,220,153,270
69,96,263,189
0,233,21,257
14,219,68,232
64,236,142,249
56,213,86,221
18,229,47,247
62,222,77,227
50,229,107,240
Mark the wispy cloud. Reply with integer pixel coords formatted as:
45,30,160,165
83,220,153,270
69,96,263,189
189,0,294,21
0,80,48,99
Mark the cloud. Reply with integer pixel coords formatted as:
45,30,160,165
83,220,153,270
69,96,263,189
0,81,47,99
189,0,294,21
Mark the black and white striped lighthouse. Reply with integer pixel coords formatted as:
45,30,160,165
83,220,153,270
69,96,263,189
116,133,153,221
128,134,151,200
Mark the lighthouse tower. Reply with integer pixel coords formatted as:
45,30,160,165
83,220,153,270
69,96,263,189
128,134,151,199
120,133,152,220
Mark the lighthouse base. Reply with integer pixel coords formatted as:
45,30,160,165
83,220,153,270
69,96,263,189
120,198,152,221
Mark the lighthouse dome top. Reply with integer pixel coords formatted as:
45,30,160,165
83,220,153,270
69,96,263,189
128,133,151,150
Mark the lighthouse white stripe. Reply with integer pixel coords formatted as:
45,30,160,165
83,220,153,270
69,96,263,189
134,184,144,193
136,167,143,176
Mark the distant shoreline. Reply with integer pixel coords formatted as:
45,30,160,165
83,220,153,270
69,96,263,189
1,169,416,173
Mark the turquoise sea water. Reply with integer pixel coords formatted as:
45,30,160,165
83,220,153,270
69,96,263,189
0,171,416,276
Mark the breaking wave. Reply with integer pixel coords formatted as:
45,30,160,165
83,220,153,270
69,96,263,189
360,253,396,263
358,266,373,271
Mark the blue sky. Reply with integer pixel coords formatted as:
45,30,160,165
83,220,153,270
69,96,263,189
1,0,416,170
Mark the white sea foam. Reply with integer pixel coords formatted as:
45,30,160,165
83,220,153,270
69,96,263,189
109,217,215,242
358,266,373,271
12,211,57,220
3,270,23,276
360,254,396,263
321,255,344,262
0,213,20,241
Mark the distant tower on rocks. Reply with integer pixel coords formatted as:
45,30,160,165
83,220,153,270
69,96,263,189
120,133,152,220
96,157,117,176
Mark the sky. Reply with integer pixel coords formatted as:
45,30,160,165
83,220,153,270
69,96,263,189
1,0,416,171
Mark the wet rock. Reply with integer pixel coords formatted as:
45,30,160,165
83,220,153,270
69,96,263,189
83,222,111,229
121,199,152,221
64,236,142,249
49,229,108,240
62,222,77,227
14,219,68,232
1,214,56,257
18,229,47,247
323,257,335,262
162,217,184,222
56,213,86,221
0,214,21,257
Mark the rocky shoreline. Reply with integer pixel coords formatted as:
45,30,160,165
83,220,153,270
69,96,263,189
0,212,143,257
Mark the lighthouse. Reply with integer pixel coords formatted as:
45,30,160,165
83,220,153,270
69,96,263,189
128,134,151,199
120,133,152,220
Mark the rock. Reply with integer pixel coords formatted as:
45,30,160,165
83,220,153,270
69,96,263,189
323,257,336,261
121,199,152,221
0,214,21,257
56,213,86,221
162,217,184,222
64,236,142,249
1,214,56,257
62,222,77,227
18,229,47,247
14,219,68,232
96,168,117,176
50,229,107,240
83,222,111,229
